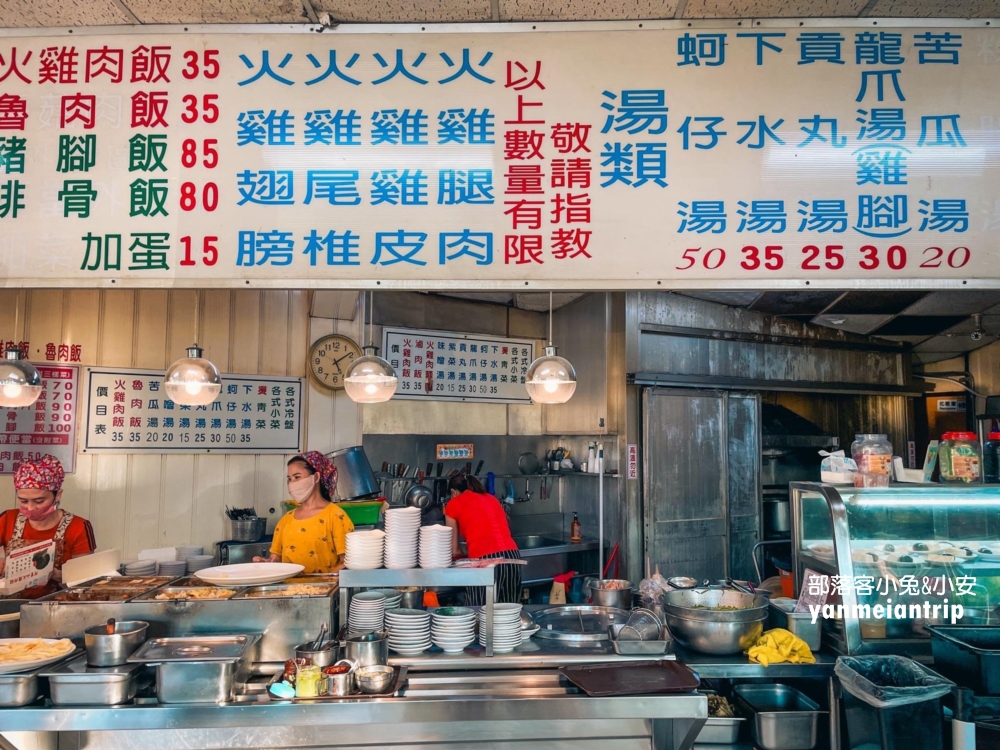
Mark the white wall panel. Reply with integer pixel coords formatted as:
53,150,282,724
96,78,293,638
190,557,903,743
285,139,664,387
0,290,319,558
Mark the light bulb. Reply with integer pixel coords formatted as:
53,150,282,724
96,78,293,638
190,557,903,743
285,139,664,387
164,344,222,406
344,346,397,404
0,348,43,408
525,345,577,405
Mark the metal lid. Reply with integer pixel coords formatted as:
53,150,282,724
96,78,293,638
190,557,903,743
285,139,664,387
128,635,256,663
41,654,143,681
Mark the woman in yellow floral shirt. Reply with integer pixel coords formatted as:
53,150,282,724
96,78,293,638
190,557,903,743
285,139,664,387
254,452,353,574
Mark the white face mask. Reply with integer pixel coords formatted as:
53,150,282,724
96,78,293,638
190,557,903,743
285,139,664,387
288,474,317,502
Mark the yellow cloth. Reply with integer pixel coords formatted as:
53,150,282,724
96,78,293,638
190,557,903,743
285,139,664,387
745,628,816,667
270,503,354,574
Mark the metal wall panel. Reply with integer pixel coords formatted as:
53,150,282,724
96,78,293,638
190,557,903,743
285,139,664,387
643,388,729,582
727,393,761,583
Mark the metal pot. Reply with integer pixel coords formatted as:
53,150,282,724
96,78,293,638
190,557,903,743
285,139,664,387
763,497,790,535
231,518,265,542
343,630,389,667
587,579,634,610
404,484,433,510
398,588,423,609
0,600,26,638
330,446,380,502
84,620,149,666
295,642,341,668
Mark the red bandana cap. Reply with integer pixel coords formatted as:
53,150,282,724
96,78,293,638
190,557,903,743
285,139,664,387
14,455,65,493
296,451,337,497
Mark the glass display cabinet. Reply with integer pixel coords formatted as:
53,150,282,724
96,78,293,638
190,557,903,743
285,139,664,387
790,482,1000,656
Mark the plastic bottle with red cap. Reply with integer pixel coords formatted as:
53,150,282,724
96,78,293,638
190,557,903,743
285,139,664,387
985,431,1000,484
940,431,983,484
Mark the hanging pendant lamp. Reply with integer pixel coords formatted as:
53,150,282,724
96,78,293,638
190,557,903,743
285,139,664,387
345,291,397,404
164,294,222,406
525,292,577,404
0,301,42,408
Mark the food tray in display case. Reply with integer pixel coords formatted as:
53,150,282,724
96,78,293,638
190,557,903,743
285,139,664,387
790,482,1000,657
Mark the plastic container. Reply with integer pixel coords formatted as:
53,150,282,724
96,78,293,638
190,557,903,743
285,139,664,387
338,500,383,526
852,434,893,488
939,432,982,484
926,624,1000,695
985,431,1000,484
835,655,953,750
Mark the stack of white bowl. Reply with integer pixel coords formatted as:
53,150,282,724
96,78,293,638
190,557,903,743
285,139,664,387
430,607,476,653
369,588,402,610
124,560,156,576
157,560,188,577
186,555,215,574
384,508,421,569
478,603,524,653
386,609,432,655
345,530,385,570
348,591,387,634
419,525,454,569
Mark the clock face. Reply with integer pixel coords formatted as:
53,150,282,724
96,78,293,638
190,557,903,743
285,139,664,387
309,335,362,390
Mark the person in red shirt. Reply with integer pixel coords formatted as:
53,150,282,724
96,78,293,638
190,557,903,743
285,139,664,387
444,474,522,605
0,455,96,599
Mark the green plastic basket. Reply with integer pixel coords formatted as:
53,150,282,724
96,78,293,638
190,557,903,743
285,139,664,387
339,500,383,526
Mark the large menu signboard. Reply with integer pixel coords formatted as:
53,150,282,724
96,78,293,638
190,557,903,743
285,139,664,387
0,23,998,288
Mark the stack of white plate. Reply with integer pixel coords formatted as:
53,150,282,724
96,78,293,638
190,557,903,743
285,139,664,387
125,560,156,576
478,603,524,653
157,560,188,577
349,591,387,633
369,588,402,610
384,508,421,569
386,609,432,655
430,606,476,653
419,525,454,569
177,545,203,560
186,555,214,574
345,530,385,570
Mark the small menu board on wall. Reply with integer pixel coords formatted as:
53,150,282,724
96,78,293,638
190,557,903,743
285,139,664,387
82,367,303,454
381,327,534,404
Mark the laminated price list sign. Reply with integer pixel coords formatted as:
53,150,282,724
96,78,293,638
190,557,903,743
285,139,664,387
82,367,303,453
0,365,79,475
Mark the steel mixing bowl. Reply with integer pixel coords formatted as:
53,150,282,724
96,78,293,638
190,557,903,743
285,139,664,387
664,587,769,622
354,665,395,694
664,611,766,654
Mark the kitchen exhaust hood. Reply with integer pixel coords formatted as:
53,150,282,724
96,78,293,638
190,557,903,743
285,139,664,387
761,404,838,450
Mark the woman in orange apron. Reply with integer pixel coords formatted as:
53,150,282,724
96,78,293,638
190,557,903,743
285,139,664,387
0,455,96,599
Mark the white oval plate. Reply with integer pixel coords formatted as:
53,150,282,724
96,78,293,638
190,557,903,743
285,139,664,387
194,562,304,586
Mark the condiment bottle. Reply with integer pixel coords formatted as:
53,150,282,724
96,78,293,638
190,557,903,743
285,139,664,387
570,512,582,542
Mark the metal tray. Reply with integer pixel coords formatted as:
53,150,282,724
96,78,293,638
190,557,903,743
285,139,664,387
233,583,336,599
733,684,824,750
0,649,82,707
129,635,257,663
83,576,176,590
532,606,630,645
130,586,241,602
41,654,149,706
266,666,407,701
608,624,672,655
559,660,700,697
767,600,822,652
42,589,145,603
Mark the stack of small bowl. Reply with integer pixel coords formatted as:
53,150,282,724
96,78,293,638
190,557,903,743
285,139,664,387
478,603,523,652
386,609,432,655
430,606,476,653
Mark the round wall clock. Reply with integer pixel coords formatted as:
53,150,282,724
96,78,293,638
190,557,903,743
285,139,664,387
309,334,362,390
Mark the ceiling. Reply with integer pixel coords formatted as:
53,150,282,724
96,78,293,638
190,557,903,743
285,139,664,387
2,0,1000,27
680,290,1000,365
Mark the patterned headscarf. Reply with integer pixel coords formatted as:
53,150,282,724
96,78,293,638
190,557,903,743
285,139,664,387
295,451,337,498
13,455,65,493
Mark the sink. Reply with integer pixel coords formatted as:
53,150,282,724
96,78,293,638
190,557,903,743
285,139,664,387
514,535,564,550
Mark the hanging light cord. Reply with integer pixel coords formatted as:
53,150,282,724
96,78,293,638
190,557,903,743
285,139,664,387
548,291,553,346
368,291,373,348
11,295,18,352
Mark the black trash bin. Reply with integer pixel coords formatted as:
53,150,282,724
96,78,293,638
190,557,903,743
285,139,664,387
835,655,954,750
